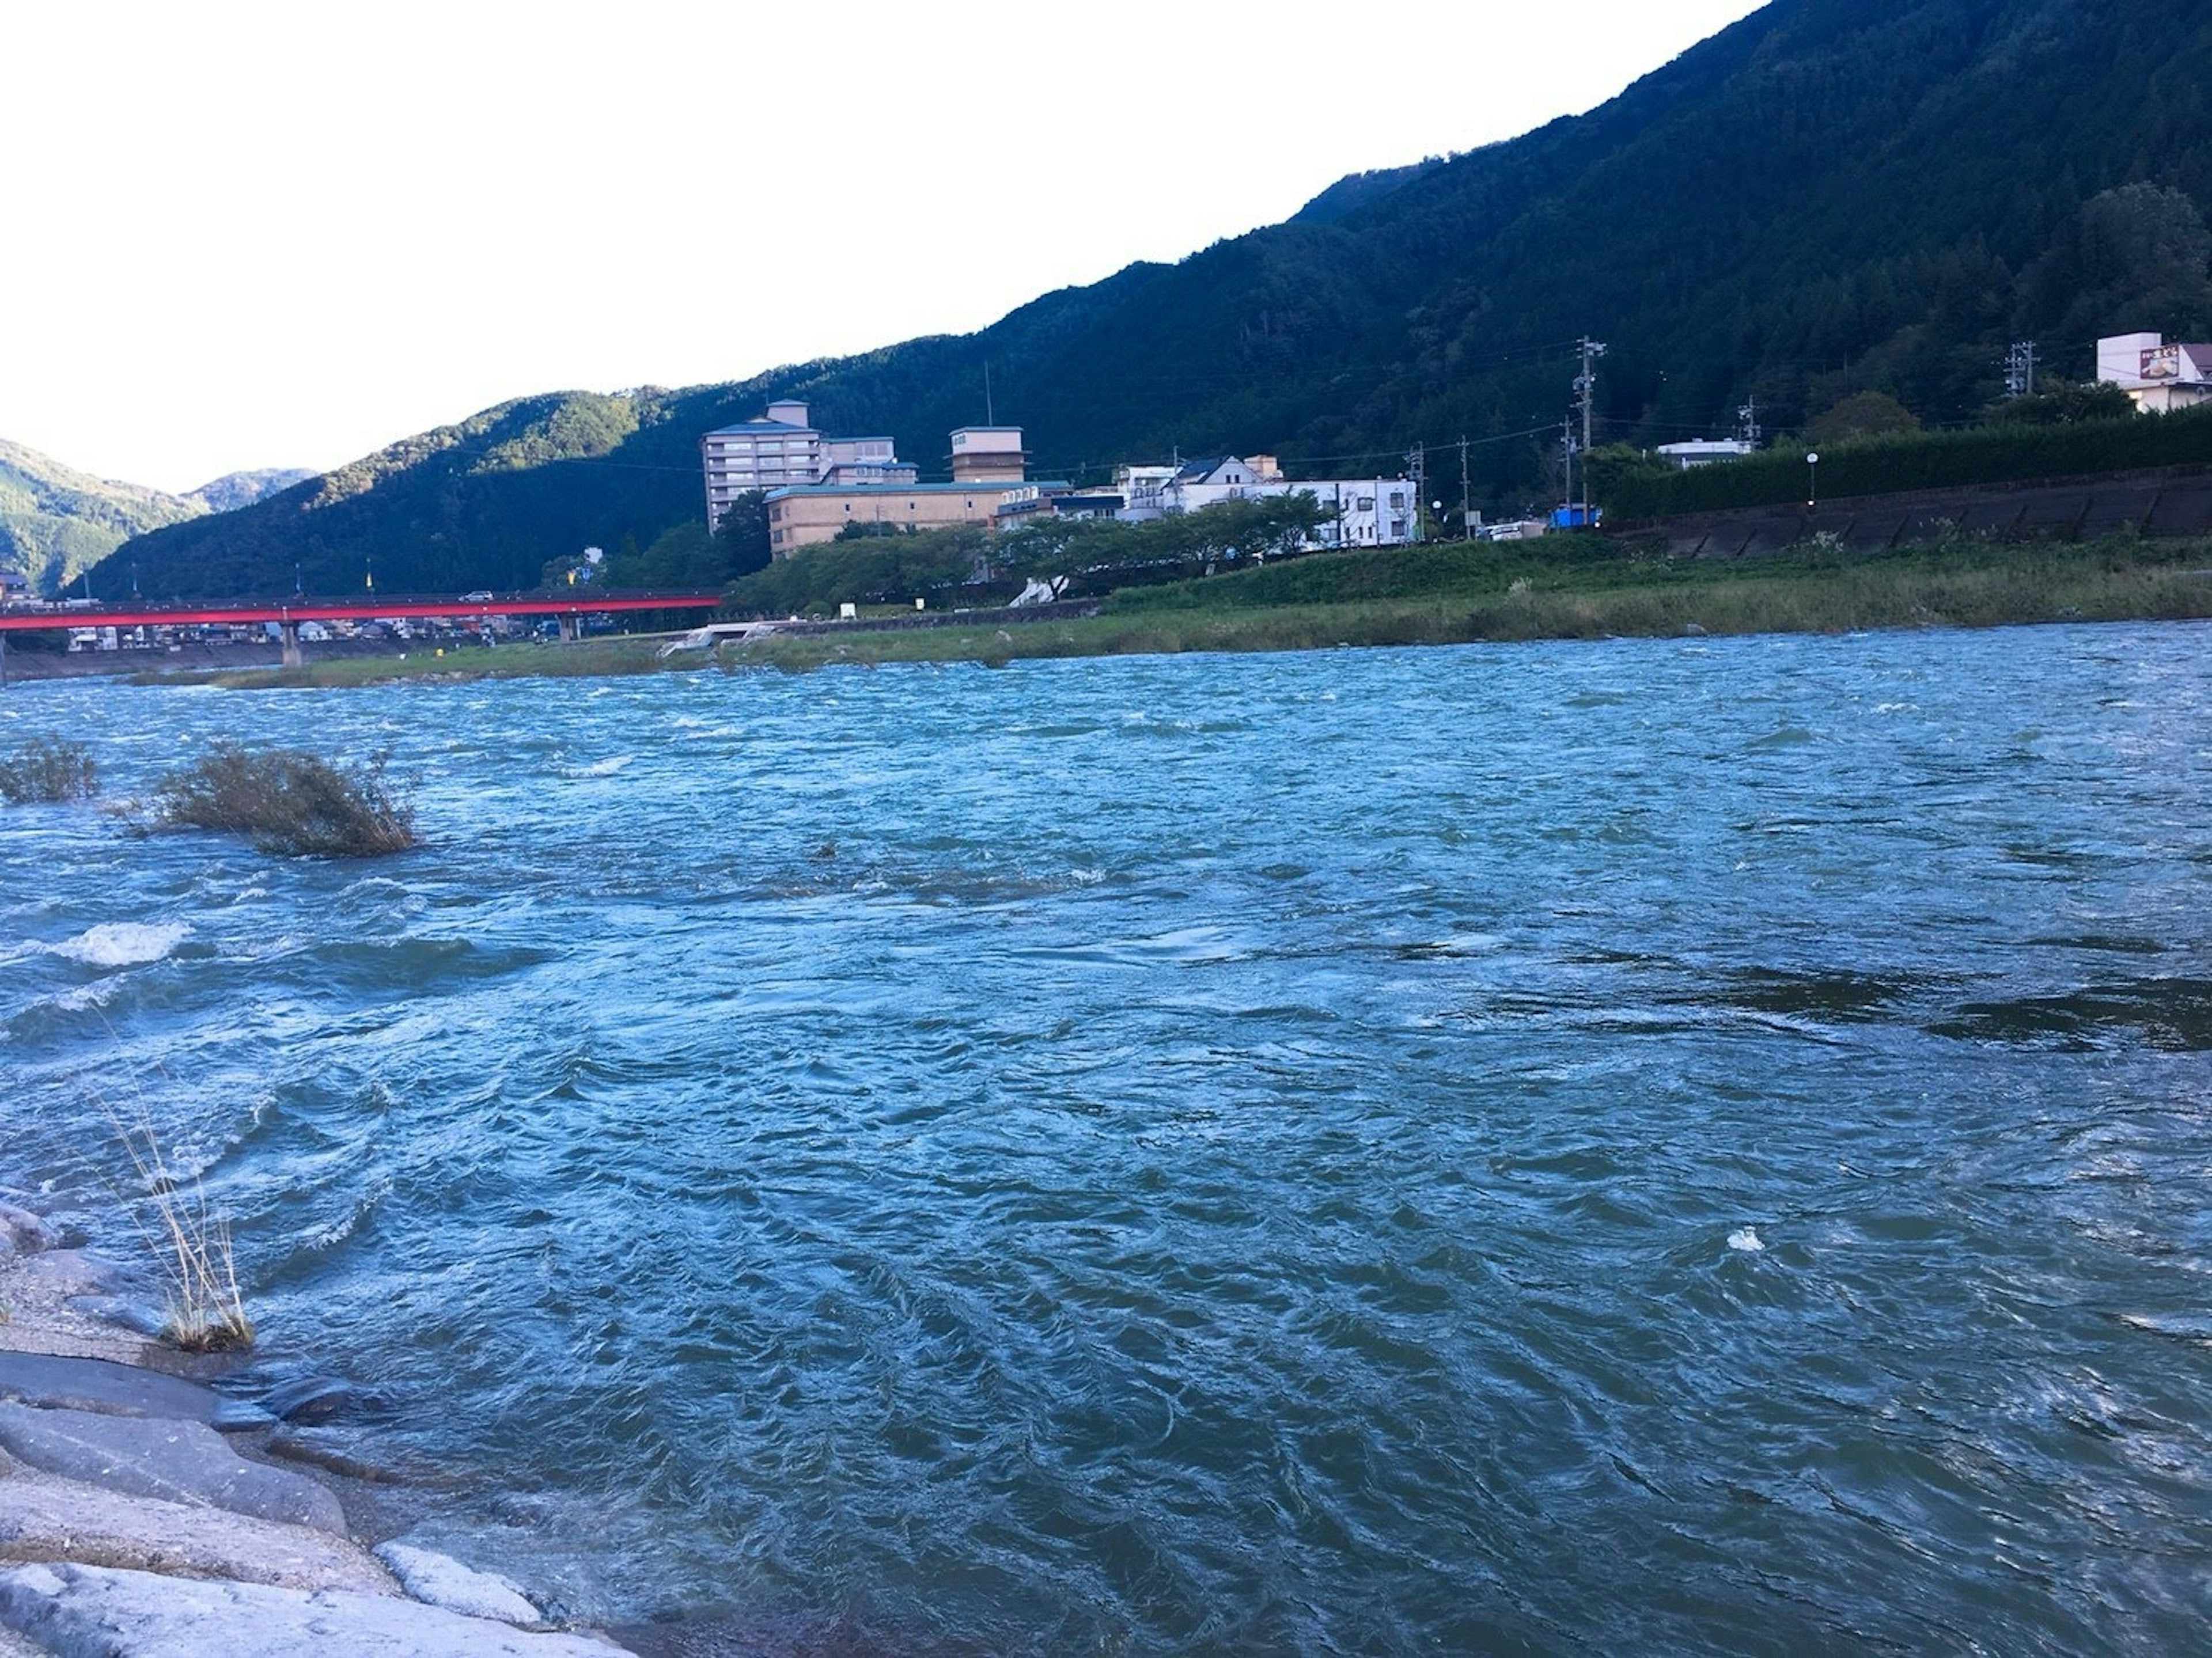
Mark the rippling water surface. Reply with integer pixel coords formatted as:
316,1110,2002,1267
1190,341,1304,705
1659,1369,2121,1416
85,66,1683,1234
4,627,2210,1653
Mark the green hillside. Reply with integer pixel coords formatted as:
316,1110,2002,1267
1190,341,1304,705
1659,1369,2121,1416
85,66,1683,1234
0,440,314,595
0,439,203,594
97,0,2212,600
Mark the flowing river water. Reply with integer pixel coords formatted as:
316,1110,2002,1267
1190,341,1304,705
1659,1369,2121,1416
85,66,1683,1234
2,625,2209,1654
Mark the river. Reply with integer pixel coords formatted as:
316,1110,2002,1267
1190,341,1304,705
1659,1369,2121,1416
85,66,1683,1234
2,624,2207,1653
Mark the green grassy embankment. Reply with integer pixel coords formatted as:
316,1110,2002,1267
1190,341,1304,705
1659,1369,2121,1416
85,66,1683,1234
717,529,2212,670
153,529,2212,686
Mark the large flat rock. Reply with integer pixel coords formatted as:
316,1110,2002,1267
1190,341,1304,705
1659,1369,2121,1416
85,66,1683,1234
0,1561,635,1656
376,1542,543,1626
0,1465,396,1595
0,1404,346,1534
0,1353,220,1422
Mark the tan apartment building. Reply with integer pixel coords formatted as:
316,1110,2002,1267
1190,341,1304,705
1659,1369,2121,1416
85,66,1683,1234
764,482,1031,553
765,423,1072,555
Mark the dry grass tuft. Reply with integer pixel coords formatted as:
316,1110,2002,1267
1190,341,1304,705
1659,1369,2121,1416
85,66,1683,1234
113,1113,255,1353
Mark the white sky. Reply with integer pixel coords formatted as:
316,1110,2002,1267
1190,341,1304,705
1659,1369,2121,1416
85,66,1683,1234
3,1,1768,494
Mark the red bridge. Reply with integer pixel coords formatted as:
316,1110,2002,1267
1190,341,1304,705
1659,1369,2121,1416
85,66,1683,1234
0,590,725,667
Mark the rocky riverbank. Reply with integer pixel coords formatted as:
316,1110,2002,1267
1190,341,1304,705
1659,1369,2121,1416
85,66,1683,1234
0,1197,637,1656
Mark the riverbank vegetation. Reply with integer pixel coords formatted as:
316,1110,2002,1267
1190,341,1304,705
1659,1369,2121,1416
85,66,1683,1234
135,529,2212,687
0,735,100,803
714,527,2212,670
723,494,1334,618
149,742,419,856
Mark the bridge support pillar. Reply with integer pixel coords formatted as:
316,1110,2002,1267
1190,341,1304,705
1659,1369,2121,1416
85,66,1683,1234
279,620,303,669
558,614,580,643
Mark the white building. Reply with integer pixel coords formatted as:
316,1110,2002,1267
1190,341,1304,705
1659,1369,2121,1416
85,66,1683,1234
2096,333,2212,412
700,401,910,529
1111,455,1416,547
1654,438,1758,468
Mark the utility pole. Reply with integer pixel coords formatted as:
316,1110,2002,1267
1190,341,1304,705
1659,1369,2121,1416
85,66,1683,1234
1406,444,1427,543
1458,435,1471,539
1736,396,1761,447
1574,336,1607,524
1561,418,1577,519
2005,340,2037,399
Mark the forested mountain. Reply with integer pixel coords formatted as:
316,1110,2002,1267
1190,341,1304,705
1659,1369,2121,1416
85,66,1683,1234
1,439,200,594
189,468,317,515
0,440,312,594
98,0,2212,599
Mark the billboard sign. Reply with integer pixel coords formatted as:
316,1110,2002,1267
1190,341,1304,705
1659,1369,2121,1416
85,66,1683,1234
2141,344,2185,381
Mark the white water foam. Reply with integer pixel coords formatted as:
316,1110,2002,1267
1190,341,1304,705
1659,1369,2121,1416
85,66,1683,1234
1728,1226,1766,1253
569,756,635,777
52,921,189,969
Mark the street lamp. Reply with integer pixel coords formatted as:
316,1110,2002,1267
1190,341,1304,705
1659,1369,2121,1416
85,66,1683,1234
1805,451,1820,509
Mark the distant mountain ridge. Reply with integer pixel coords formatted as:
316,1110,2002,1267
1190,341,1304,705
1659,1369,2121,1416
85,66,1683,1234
94,0,2212,600
0,439,312,594
190,468,320,516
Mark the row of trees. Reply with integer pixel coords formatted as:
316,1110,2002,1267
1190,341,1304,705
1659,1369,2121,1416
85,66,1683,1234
724,492,1336,616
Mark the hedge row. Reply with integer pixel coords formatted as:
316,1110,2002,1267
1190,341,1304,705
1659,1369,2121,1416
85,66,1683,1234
1607,405,2212,519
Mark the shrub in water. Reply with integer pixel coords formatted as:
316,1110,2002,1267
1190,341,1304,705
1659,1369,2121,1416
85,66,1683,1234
0,735,99,803
153,741,418,857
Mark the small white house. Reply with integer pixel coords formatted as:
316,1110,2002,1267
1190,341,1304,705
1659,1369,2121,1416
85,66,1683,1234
1108,455,1416,547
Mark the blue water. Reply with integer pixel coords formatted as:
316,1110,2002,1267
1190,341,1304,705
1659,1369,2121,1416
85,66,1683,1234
3,627,2210,1654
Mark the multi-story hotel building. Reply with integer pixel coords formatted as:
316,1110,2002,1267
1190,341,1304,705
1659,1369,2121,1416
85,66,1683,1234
700,401,911,531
